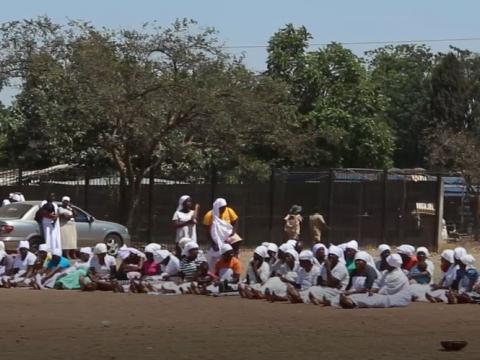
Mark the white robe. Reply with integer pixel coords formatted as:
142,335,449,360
41,201,62,252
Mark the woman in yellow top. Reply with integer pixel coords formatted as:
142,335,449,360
203,198,239,271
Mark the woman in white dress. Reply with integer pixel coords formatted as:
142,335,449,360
425,249,457,303
172,195,199,257
40,193,62,253
58,196,77,259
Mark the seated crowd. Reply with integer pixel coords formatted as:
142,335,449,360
0,237,478,308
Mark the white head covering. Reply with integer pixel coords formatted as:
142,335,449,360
267,243,278,253
0,241,6,261
38,244,49,252
94,243,107,255
176,195,191,211
378,244,391,255
18,240,30,250
52,248,62,257
346,240,359,251
441,249,455,264
80,247,92,255
144,243,162,254
62,196,71,202
354,251,370,263
0,241,4,252
286,239,297,248
154,249,171,262
312,243,328,256
183,242,199,256
284,248,299,261
416,247,430,257
299,250,314,263
396,244,415,257
386,254,403,268
11,193,22,202
279,243,294,253
254,245,269,259
338,243,348,251
460,254,475,266
454,247,467,260
220,243,233,255
212,198,227,217
328,245,344,260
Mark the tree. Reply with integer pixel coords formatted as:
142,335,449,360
367,45,433,167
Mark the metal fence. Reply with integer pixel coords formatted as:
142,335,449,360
0,166,455,250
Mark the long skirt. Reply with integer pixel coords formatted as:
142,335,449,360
43,219,62,251
350,290,411,308
60,222,77,250
259,277,288,297
410,284,430,302
301,286,342,304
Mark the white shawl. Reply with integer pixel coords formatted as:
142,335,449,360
210,198,232,248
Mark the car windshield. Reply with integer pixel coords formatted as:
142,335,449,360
0,203,33,219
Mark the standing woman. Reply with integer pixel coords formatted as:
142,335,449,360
172,195,199,257
203,198,239,271
40,193,62,253
58,196,77,259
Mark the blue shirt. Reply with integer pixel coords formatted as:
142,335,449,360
46,256,71,269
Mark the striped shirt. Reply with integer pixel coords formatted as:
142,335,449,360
180,258,204,281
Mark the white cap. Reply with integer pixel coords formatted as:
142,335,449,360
299,250,314,263
62,196,71,202
38,244,49,252
460,254,475,266
220,244,233,255
454,247,467,260
396,244,415,257
267,243,278,253
183,242,199,256
52,248,62,257
378,244,391,255
440,249,454,263
178,237,193,250
153,249,171,262
254,245,269,259
18,240,30,250
80,247,92,255
94,243,108,255
416,247,430,257
145,243,161,253
354,251,371,263
386,254,403,268
312,243,328,256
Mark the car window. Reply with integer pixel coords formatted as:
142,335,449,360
0,203,33,218
73,207,90,223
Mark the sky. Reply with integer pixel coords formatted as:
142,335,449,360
1,0,480,103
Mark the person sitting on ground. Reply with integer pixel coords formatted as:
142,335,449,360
2,241,37,287
445,254,479,304
189,261,219,295
238,246,271,298
425,249,457,303
283,205,303,240
287,245,349,305
32,248,71,289
375,244,391,272
344,240,359,275
408,247,434,285
265,242,278,267
80,243,118,291
284,250,322,303
179,242,205,282
154,249,181,281
339,254,411,309
453,247,467,267
117,245,145,281
312,243,328,267
0,241,15,280
54,247,92,290
396,244,417,272
215,244,242,285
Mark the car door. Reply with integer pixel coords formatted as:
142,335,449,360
73,207,96,247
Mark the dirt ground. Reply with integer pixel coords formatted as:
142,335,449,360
0,289,479,360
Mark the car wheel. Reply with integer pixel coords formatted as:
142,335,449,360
29,236,43,253
105,234,123,256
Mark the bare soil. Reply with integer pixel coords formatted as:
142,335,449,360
0,288,479,360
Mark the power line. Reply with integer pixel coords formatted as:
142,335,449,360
221,36,480,49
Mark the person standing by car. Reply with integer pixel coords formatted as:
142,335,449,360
40,193,62,253
58,196,77,259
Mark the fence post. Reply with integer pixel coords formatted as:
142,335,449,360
327,169,334,243
147,168,154,242
84,170,90,212
380,169,388,244
434,175,444,251
18,168,23,186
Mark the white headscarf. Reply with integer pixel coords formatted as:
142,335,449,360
18,240,30,250
210,198,232,248
94,243,107,255
354,250,377,271
454,247,467,260
377,244,391,255
286,239,298,248
254,245,269,259
183,242,199,256
144,243,162,254
118,245,146,260
220,243,233,255
62,196,71,202
386,254,403,268
416,247,430,257
153,249,171,263
39,244,49,252
396,244,415,257
80,247,92,256
267,243,278,253
279,243,294,253
441,249,455,264
346,240,359,251
299,250,314,263
176,195,191,212
312,243,328,256
52,248,62,257
328,245,345,263
460,254,475,267
284,248,299,262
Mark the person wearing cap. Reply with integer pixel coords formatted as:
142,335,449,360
444,254,479,304
408,247,434,285
39,193,62,253
425,249,457,303
375,244,391,271
396,244,417,272
203,198,240,272
58,196,77,260
283,205,303,241
32,248,71,289
179,242,204,282
172,195,199,257
80,243,117,291
3,241,37,287
339,254,411,309
293,245,349,304
214,244,242,284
